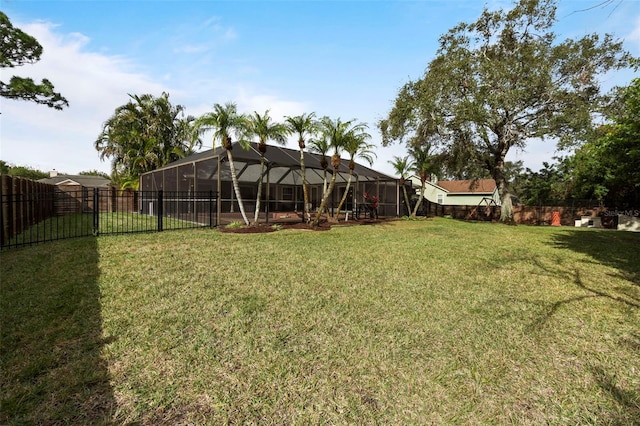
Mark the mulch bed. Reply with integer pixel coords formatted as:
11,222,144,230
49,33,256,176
218,218,396,234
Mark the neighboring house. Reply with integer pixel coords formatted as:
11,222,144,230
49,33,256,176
412,177,500,206
38,171,112,215
37,170,111,188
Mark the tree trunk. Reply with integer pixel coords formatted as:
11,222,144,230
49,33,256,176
333,171,353,220
253,154,266,224
299,144,310,222
401,180,411,217
227,148,250,225
322,169,328,202
411,181,426,217
497,179,514,222
313,167,338,227
493,157,514,223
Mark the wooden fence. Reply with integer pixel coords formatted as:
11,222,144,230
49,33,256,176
0,175,138,246
423,200,617,227
1,175,57,247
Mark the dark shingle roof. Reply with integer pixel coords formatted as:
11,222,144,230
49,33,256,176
147,142,395,184
38,175,111,188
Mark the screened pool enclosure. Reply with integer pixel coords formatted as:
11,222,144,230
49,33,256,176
140,142,405,224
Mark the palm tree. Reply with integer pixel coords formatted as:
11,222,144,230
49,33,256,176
312,117,365,226
408,143,439,218
333,126,375,219
285,113,318,222
194,102,251,225
389,155,414,217
246,110,289,224
95,92,199,189
308,133,331,200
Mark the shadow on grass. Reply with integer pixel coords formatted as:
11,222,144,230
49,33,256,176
550,229,640,286
527,269,639,332
0,237,116,424
590,364,640,424
524,229,640,330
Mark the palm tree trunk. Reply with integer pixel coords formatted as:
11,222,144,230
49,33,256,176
322,169,328,206
254,155,266,224
300,148,310,222
313,169,338,226
227,148,250,225
333,171,353,220
411,181,426,218
402,186,412,217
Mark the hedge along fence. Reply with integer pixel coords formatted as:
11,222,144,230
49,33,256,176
1,175,56,246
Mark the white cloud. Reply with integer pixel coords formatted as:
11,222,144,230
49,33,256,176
175,44,211,54
1,20,167,174
201,15,236,40
223,28,237,40
627,16,640,51
0,19,314,174
237,91,308,121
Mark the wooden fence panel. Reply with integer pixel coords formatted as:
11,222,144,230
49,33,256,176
0,175,57,245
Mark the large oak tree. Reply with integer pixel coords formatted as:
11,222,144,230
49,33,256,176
380,0,634,221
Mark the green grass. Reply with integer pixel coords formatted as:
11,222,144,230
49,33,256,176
1,219,638,424
2,212,205,247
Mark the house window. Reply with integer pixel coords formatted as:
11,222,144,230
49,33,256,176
437,193,444,204
282,187,294,201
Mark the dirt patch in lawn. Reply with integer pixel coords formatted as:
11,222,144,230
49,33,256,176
219,218,397,234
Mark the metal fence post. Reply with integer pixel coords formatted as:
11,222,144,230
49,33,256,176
93,188,99,235
157,190,163,231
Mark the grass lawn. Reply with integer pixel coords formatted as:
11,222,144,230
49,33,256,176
1,218,638,424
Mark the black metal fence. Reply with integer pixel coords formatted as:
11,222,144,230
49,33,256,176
1,189,219,250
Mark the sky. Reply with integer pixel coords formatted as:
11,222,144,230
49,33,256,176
1,0,639,178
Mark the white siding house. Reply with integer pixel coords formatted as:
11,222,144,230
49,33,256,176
412,178,500,206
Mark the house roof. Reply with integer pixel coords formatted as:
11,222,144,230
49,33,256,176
38,175,111,188
146,141,396,185
436,179,497,194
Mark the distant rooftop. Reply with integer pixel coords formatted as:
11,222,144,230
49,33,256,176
38,173,111,188
436,179,497,194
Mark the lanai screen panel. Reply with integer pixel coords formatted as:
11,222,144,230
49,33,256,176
153,170,163,191
141,173,153,191
195,158,217,192
177,163,195,192
378,180,398,217
164,167,177,192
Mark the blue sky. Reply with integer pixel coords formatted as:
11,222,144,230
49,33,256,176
2,0,638,177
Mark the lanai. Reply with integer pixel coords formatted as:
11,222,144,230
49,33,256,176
140,142,403,223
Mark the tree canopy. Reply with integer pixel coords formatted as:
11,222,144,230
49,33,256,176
95,93,200,188
0,160,49,180
568,78,640,206
0,12,68,110
380,0,634,221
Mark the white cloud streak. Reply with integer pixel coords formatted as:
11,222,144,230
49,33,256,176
1,19,305,174
2,20,167,173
